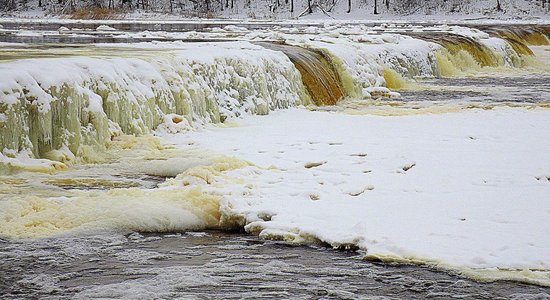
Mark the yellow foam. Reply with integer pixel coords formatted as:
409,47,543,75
383,68,408,90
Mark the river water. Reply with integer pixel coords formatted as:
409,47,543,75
2,231,550,299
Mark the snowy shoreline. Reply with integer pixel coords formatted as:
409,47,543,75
161,107,550,286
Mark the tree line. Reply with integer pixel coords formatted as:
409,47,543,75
2,0,549,16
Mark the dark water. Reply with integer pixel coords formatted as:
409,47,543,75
1,231,549,299
398,73,550,104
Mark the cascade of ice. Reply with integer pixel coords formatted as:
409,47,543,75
279,33,436,98
287,26,537,95
0,26,541,167
0,42,310,165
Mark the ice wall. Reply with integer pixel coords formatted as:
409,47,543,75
0,42,310,165
0,25,538,165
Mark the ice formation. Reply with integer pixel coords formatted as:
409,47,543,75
0,42,309,167
0,24,542,165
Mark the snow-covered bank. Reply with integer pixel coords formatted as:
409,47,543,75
162,107,550,285
1,105,548,284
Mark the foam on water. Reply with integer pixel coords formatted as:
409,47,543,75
0,133,252,238
0,151,251,239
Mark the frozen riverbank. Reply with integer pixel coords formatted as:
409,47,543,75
160,107,550,286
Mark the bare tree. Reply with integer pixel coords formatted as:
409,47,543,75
347,0,351,13
120,0,132,9
2,0,16,10
135,0,149,9
496,0,502,11
374,0,378,14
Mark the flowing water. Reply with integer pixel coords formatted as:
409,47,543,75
401,73,550,104
256,42,345,105
2,231,550,299
1,23,550,298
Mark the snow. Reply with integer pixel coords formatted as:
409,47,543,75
162,107,550,285
0,149,68,173
96,25,117,31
